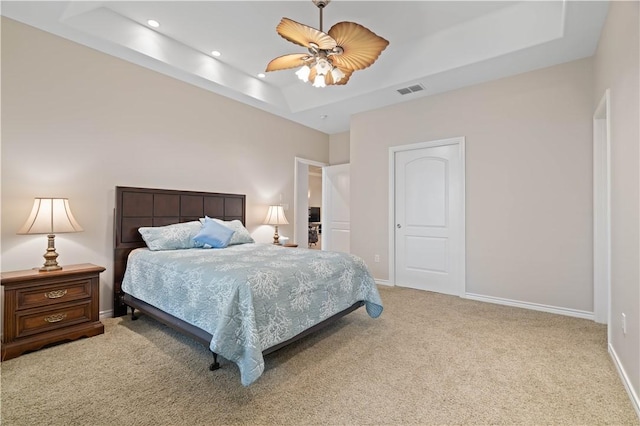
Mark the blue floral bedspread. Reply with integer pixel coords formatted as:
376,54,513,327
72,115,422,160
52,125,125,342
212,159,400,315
122,243,383,385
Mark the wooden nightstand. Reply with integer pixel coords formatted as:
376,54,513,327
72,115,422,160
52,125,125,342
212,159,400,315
1,263,105,361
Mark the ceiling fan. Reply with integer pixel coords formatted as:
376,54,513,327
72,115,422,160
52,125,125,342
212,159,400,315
265,0,389,88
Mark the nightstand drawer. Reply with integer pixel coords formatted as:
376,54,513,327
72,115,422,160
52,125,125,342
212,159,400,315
16,301,92,339
16,279,92,310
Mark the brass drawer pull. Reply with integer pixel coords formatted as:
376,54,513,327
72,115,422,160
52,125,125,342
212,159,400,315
44,289,68,299
44,313,67,323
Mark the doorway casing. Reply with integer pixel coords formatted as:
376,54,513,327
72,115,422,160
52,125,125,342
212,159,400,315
593,89,611,329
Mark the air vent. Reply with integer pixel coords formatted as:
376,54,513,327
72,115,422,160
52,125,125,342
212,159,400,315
396,83,425,95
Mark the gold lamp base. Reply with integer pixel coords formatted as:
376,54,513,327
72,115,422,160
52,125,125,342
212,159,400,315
272,225,280,244
40,234,62,272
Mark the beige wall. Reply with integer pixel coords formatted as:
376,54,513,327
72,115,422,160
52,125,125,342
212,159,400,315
351,58,594,312
1,18,329,314
329,131,350,165
308,173,322,208
593,0,640,408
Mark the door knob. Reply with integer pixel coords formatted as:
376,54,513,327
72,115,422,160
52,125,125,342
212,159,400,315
397,224,402,228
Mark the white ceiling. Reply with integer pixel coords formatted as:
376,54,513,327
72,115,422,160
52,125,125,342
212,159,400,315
2,1,609,134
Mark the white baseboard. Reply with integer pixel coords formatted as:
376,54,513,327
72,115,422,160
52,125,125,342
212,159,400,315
99,309,114,320
464,293,594,320
373,286,594,320
609,343,640,419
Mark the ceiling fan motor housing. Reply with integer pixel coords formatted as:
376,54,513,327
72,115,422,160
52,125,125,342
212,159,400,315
312,0,330,9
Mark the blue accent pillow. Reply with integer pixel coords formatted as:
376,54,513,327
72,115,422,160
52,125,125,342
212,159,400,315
193,218,235,248
199,217,255,245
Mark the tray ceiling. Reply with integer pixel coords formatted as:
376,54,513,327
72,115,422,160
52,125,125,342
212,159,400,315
2,1,609,134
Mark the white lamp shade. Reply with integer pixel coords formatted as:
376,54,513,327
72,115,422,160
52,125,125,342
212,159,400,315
263,205,289,226
18,198,83,235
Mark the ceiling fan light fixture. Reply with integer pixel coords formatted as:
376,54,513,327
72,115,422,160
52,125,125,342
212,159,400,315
266,0,388,88
296,65,311,82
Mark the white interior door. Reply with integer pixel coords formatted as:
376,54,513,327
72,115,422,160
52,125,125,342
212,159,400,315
394,140,464,295
322,164,350,253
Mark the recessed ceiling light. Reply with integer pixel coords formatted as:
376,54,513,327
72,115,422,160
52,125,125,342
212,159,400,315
320,114,328,120
257,73,266,78
147,19,160,28
211,50,221,57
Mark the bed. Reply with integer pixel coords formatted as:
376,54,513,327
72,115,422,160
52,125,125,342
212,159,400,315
113,186,383,385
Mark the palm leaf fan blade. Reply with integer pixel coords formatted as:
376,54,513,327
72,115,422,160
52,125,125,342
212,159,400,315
276,18,337,50
266,53,310,72
328,21,389,71
308,66,318,84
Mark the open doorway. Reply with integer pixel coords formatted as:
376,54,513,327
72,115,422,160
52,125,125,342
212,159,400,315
293,157,327,248
308,166,323,250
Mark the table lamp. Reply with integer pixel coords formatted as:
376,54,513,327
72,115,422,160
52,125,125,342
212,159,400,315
263,205,289,244
17,198,84,271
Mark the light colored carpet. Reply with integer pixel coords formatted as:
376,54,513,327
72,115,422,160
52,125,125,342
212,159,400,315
1,286,637,425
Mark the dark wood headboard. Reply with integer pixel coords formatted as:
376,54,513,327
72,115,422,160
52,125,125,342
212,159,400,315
113,186,246,317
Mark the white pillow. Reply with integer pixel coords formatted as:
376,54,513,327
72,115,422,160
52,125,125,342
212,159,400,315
139,221,204,250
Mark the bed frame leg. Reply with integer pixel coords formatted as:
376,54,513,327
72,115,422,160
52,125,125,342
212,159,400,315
130,306,138,321
209,352,220,371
